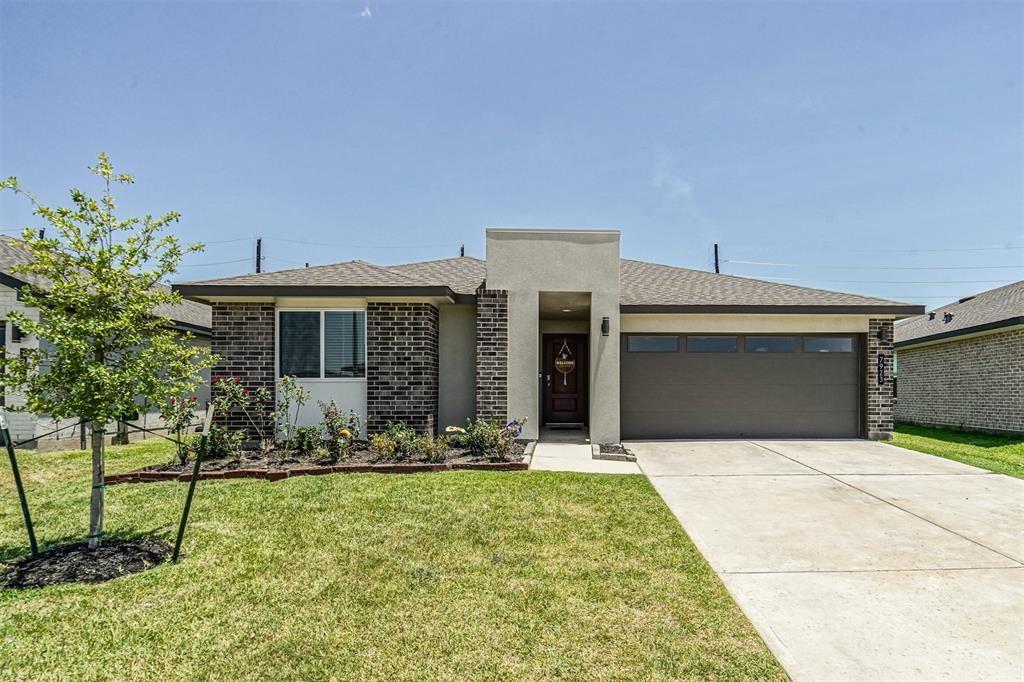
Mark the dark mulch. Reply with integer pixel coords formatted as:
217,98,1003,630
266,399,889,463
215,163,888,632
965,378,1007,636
147,440,527,474
1,538,173,589
599,443,634,457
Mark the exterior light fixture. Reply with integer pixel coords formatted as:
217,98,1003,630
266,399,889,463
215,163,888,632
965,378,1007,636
561,308,572,313
601,317,610,336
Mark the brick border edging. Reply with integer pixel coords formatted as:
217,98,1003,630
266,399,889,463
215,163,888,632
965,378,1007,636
106,442,538,486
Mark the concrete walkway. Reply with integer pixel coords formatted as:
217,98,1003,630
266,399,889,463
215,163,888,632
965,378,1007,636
529,441,641,474
628,439,1024,681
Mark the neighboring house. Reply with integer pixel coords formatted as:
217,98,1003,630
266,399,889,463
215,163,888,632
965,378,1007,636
895,280,1024,435
0,236,213,443
175,229,923,444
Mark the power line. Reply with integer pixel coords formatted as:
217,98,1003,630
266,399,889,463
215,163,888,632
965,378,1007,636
724,259,1024,271
178,257,251,268
755,277,1015,284
265,236,461,250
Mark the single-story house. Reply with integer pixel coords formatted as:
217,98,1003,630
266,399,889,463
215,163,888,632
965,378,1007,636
895,280,1023,435
175,228,923,443
0,236,213,443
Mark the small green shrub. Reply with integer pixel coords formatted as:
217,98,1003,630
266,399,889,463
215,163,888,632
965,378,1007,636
408,435,450,463
319,400,361,458
369,432,398,458
190,424,243,460
462,418,525,460
293,425,323,455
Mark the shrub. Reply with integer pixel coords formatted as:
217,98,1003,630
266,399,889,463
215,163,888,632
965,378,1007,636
188,423,243,461
319,400,361,458
212,376,273,454
274,375,311,453
462,417,527,460
384,421,418,450
408,435,450,463
293,425,323,455
160,395,199,465
369,432,398,458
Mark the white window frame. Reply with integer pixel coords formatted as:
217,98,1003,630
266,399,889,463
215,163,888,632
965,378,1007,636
275,308,367,382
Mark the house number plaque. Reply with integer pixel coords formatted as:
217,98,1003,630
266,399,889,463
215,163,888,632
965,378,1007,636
877,353,886,386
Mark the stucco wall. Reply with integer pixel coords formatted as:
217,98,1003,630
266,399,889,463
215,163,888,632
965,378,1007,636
895,328,1024,435
439,304,476,429
485,229,621,442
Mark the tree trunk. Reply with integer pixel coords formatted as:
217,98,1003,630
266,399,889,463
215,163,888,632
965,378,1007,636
88,420,105,549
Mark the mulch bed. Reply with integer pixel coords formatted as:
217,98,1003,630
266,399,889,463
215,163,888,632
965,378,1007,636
107,441,535,485
1,538,173,589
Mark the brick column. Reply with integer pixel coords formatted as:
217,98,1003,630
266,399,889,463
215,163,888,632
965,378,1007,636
366,302,439,434
475,289,508,423
866,318,895,440
211,303,276,441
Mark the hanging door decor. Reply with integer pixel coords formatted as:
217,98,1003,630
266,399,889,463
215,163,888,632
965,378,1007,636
554,338,576,385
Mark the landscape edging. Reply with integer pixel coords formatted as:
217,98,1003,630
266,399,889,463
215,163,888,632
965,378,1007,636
105,441,537,486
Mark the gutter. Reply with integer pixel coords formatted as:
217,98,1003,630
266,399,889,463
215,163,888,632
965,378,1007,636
895,316,1024,349
620,304,926,316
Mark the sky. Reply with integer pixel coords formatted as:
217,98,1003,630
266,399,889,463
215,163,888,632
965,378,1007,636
1,1,1022,307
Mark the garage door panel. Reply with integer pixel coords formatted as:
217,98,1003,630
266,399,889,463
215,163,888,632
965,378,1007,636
621,410,860,439
622,382,859,413
620,334,861,439
621,358,858,385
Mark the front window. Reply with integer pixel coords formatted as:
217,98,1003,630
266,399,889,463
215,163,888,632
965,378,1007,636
278,310,365,378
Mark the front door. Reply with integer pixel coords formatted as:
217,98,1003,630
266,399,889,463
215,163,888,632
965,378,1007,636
543,335,587,425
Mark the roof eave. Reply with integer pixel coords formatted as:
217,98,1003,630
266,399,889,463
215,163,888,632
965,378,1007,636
620,304,926,315
173,284,459,301
895,316,1024,349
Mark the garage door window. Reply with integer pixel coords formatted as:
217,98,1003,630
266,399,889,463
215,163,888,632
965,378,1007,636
627,335,679,352
745,336,796,353
804,336,854,353
686,336,738,352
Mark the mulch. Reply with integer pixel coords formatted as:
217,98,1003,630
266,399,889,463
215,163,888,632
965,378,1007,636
1,538,173,589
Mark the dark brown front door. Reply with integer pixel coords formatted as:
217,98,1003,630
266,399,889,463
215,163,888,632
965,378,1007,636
543,335,587,425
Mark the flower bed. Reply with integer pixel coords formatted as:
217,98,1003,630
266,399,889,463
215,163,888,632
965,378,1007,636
106,441,535,485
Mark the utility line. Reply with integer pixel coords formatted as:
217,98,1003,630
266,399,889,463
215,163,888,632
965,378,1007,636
177,257,251,268
724,259,1023,271
265,236,460,249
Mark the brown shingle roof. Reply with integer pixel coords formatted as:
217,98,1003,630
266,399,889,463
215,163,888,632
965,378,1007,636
0,236,211,333
619,259,915,309
176,254,920,313
895,280,1024,346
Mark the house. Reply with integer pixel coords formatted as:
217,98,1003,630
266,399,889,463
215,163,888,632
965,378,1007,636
0,236,213,444
175,229,923,443
894,280,1023,435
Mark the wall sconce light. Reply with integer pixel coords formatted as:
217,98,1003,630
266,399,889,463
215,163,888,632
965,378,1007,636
601,317,610,336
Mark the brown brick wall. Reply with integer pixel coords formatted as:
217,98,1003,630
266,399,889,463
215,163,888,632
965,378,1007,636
366,302,439,434
866,318,895,440
895,328,1023,435
211,303,276,439
475,289,508,423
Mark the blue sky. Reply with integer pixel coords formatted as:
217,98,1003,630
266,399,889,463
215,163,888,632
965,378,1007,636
2,1,1022,306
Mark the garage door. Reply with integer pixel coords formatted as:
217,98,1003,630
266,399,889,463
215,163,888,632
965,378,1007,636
620,334,861,439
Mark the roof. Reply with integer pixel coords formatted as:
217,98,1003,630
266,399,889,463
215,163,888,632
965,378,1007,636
0,236,212,334
895,280,1024,347
176,254,920,315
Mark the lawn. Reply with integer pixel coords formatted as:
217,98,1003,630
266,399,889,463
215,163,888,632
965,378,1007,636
893,423,1024,479
1,440,783,680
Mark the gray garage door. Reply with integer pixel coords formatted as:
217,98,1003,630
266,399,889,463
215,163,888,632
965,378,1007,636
620,333,861,439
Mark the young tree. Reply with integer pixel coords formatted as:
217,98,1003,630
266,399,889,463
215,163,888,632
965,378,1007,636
1,154,216,549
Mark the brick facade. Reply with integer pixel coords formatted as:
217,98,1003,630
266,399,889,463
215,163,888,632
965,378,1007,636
211,302,276,440
475,289,508,423
895,328,1023,435
866,318,895,440
366,302,439,434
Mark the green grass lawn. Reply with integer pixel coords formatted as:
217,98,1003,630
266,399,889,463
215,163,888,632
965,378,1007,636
1,440,783,680
893,423,1024,479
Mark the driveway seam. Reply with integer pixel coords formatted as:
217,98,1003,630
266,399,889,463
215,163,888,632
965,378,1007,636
749,441,1024,568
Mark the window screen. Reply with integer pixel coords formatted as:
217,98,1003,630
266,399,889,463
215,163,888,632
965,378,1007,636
627,335,679,352
279,311,320,377
686,336,738,352
745,336,796,353
324,311,365,377
804,336,854,353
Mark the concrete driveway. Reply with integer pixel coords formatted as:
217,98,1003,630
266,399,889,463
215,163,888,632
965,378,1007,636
627,439,1024,681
